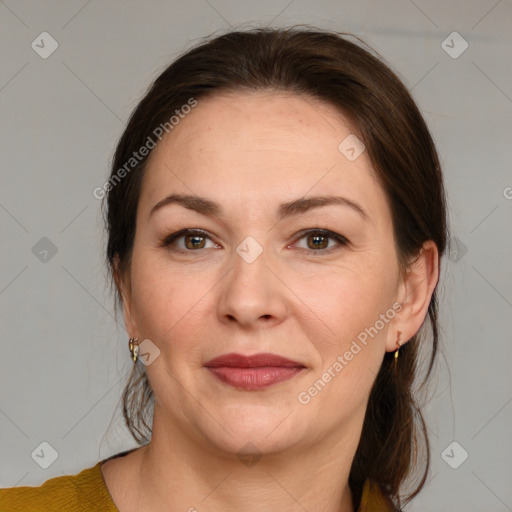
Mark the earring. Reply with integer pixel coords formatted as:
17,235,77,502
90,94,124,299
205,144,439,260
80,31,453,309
128,337,139,363
394,335,404,365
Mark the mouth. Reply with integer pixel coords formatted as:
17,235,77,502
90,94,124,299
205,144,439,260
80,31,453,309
203,352,306,391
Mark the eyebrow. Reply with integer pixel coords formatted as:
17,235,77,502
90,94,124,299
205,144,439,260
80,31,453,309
149,193,369,222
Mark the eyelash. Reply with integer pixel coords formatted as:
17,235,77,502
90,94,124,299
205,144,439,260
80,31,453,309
158,228,349,256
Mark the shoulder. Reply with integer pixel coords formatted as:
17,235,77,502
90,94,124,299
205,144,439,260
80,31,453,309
0,462,117,512
358,478,398,512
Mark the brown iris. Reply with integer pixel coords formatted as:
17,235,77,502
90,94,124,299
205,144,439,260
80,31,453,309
307,234,328,250
184,234,206,250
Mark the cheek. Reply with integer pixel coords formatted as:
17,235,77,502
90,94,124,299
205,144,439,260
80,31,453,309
129,250,214,359
129,251,179,335
290,257,398,406
292,256,397,336
295,270,392,415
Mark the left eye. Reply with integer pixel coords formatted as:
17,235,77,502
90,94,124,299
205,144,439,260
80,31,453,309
293,229,348,254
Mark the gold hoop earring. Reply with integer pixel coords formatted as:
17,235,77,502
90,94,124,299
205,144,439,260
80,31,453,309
128,337,139,363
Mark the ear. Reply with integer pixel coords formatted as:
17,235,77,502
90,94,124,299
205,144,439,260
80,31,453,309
386,240,440,352
113,255,139,338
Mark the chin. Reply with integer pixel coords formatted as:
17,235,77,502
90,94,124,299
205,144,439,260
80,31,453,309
197,405,306,457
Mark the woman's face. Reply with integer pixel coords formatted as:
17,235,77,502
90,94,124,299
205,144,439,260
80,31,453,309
120,91,404,456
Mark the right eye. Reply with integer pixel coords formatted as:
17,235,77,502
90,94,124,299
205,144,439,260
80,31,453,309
159,229,220,252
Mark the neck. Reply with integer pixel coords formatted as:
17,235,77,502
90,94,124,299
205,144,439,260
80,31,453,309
132,407,361,512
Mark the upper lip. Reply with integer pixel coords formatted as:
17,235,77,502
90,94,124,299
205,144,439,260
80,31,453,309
204,352,305,368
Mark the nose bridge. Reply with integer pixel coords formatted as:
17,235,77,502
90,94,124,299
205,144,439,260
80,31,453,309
217,235,287,326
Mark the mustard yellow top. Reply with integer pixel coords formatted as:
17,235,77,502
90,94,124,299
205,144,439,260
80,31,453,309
0,460,396,511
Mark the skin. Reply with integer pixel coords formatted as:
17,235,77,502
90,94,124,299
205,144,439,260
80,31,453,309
101,90,439,512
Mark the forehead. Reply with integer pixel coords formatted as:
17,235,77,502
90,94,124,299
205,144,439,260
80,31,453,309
139,90,387,222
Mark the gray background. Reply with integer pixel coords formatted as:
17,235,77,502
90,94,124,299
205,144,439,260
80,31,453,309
1,1,511,510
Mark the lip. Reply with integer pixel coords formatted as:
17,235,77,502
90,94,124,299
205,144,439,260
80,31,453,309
204,352,306,391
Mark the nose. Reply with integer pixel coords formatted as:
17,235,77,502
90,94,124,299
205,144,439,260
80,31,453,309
217,242,289,329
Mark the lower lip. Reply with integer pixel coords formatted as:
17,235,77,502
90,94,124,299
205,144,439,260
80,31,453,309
206,366,304,390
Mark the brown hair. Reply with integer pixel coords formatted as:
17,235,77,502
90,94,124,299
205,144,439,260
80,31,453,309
103,25,447,510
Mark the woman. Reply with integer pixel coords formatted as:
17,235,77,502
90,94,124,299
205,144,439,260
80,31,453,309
1,26,447,511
